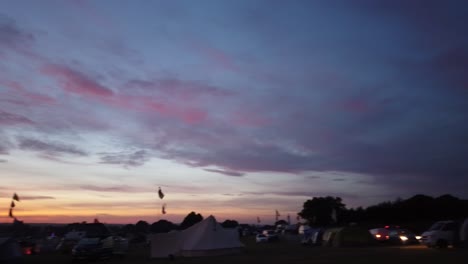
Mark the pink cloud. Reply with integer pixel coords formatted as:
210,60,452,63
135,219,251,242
127,79,233,100
230,110,271,127
41,64,113,98
0,79,56,105
107,96,209,124
0,111,34,125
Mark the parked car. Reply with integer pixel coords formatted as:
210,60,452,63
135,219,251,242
112,236,128,258
255,234,268,243
71,237,114,261
369,227,418,245
262,230,279,241
420,220,459,248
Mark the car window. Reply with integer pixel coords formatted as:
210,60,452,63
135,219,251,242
442,223,456,231
429,223,444,231
78,238,100,245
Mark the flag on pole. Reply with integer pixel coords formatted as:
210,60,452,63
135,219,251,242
158,187,165,199
162,203,166,214
12,193,20,201
9,208,13,218
275,210,280,222
10,201,15,208
257,216,261,224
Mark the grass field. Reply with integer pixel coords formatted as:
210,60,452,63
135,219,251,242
23,236,468,264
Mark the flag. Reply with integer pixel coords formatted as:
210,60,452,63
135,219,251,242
275,210,280,217
12,193,20,201
9,208,13,218
158,187,164,199
257,217,261,224
162,204,166,214
10,201,15,208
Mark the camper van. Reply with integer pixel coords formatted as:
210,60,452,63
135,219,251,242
420,220,458,248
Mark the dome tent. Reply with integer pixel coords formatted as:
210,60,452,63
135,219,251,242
322,226,376,247
150,215,243,258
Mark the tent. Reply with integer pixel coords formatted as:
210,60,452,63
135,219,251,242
150,231,182,258
322,226,376,247
150,215,244,258
460,218,468,245
0,237,22,264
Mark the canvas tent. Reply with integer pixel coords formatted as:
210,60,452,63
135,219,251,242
150,215,243,258
460,218,468,245
322,226,375,247
0,237,22,264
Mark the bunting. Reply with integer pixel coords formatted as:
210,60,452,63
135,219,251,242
158,187,165,199
9,193,20,219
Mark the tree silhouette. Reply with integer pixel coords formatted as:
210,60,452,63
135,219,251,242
179,212,203,230
275,220,288,226
135,220,150,233
298,196,345,226
221,219,239,228
150,219,178,233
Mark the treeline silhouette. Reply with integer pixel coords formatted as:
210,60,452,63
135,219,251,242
349,194,468,223
2,195,467,238
299,194,468,233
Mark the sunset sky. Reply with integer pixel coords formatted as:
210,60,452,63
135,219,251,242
1,0,468,225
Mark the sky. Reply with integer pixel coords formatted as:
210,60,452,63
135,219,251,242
1,0,468,225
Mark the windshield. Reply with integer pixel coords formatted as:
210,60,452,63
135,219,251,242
78,238,100,245
429,222,444,231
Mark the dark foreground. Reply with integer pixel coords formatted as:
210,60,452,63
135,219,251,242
23,237,468,264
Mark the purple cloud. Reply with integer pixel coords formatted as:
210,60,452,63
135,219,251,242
99,150,150,167
79,184,145,193
0,111,34,125
41,64,114,98
17,137,87,156
203,168,245,177
0,14,35,54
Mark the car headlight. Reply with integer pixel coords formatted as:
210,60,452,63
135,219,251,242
399,236,408,241
415,236,421,240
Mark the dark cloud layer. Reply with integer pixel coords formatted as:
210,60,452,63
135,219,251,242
17,137,87,156
99,150,150,167
1,1,468,203
203,168,245,177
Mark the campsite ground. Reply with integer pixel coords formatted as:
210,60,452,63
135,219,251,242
23,236,468,264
